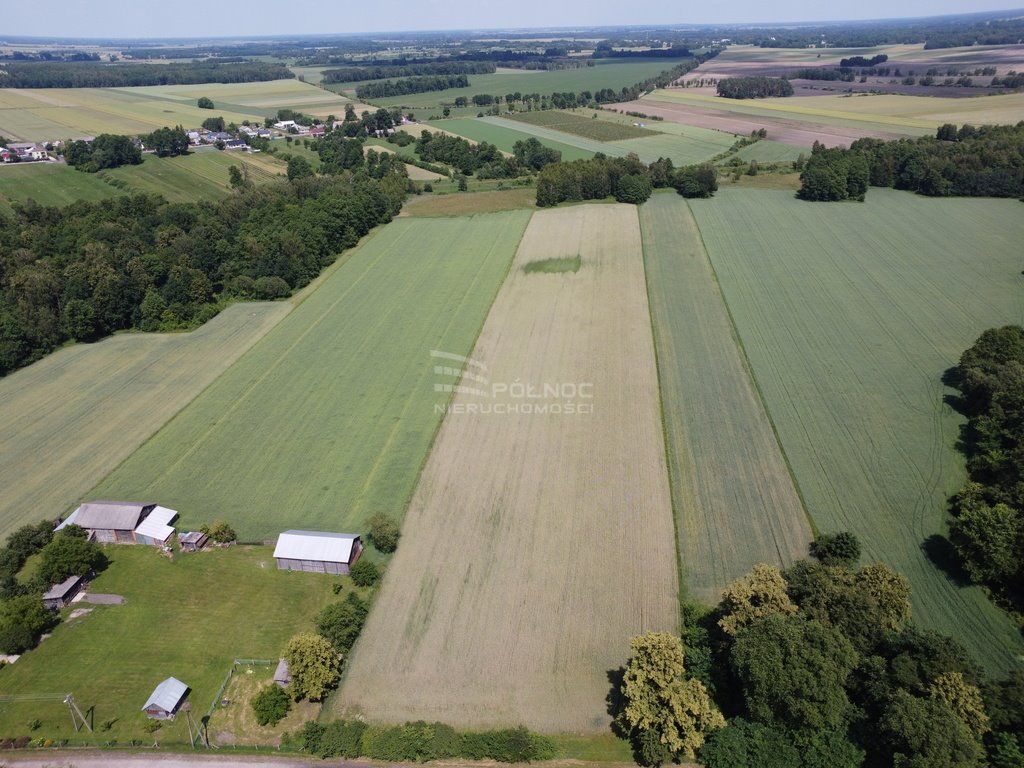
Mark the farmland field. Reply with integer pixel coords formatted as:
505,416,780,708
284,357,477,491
426,117,595,160
338,204,678,732
731,139,806,163
401,187,537,217
504,109,658,141
0,163,120,211
689,187,1024,673
640,194,811,603
0,302,290,542
90,211,531,539
0,546,337,742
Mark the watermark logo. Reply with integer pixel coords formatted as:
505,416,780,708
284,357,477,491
431,350,593,416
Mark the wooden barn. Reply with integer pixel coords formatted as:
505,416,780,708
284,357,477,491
57,502,177,546
42,574,83,610
273,530,363,575
142,677,189,720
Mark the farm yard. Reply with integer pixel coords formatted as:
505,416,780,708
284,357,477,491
689,187,1024,674
0,301,290,542
89,211,531,540
0,546,337,742
338,204,678,732
640,194,812,603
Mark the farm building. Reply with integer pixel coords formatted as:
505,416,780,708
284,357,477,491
273,530,363,575
42,574,84,610
273,658,291,688
142,677,189,720
56,502,177,545
178,531,209,552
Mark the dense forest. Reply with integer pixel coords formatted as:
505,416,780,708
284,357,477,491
610,534,1024,768
716,77,794,99
413,131,521,178
946,327,1024,615
355,75,469,100
797,124,1024,200
535,155,699,206
0,169,408,376
322,61,495,83
0,61,293,88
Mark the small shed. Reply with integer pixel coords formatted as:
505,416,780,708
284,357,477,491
178,531,209,552
142,677,189,720
42,575,83,610
273,530,363,575
273,658,291,688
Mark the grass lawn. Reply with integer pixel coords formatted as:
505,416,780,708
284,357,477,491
206,663,320,746
90,211,531,540
0,546,339,743
426,117,595,160
689,187,1024,673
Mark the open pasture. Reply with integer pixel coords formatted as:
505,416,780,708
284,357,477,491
0,163,121,210
689,187,1024,673
0,546,337,742
338,204,678,732
426,117,595,160
0,302,290,542
640,194,811,603
504,109,659,141
730,139,806,163
401,187,537,217
90,211,530,540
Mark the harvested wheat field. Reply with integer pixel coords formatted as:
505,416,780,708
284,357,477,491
338,204,678,732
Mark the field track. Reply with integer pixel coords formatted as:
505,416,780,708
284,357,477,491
0,302,289,541
338,204,678,731
641,193,812,603
690,187,1024,673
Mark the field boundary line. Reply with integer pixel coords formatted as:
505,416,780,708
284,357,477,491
638,196,688,614
684,199,819,538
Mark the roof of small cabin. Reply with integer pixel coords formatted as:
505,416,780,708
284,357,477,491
42,574,82,601
142,677,189,713
179,531,208,544
273,530,360,564
72,501,155,531
134,505,177,542
274,658,291,683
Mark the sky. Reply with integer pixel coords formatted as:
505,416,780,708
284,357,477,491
4,1,1022,39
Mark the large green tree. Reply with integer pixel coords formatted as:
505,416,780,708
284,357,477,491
284,632,341,701
37,532,106,584
718,564,797,636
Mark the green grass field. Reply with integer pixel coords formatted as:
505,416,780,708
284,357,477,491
0,302,290,542
0,163,121,211
504,109,657,141
90,211,531,540
731,140,806,164
426,117,594,160
689,187,1024,673
640,193,812,602
0,546,338,742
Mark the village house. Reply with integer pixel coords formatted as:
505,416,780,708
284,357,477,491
142,677,189,720
273,530,363,575
309,125,325,138
57,501,177,546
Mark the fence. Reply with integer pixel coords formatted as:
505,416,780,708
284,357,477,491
203,658,276,721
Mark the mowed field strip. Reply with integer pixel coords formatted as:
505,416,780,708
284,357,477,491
640,194,811,603
689,187,1024,673
339,204,678,732
0,302,290,541
90,211,531,539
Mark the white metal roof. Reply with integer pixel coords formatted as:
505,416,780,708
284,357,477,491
273,530,360,563
142,677,188,713
134,505,178,542
54,508,80,531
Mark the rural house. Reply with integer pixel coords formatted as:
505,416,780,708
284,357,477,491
42,574,84,610
57,501,177,545
273,530,363,575
142,677,189,720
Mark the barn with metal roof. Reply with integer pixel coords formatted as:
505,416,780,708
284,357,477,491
141,677,189,720
273,530,363,575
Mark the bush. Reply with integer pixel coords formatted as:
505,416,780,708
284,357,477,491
203,521,237,544
368,514,400,553
810,532,862,566
316,592,369,653
350,558,381,587
253,276,292,300
252,683,291,726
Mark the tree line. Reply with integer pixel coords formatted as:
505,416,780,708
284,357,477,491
322,61,495,83
355,75,470,100
612,533,1024,768
535,154,716,207
0,168,408,377
717,77,794,99
64,134,143,172
946,326,1024,617
0,61,294,88
797,123,1024,201
839,54,889,68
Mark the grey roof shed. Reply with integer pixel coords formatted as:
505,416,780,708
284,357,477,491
142,677,189,717
74,501,155,531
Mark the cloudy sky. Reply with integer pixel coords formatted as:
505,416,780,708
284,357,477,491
5,1,1021,39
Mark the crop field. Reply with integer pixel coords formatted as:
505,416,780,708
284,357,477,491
505,109,658,141
90,211,531,540
768,91,1024,127
640,194,811,603
0,80,353,142
0,163,121,211
689,187,1024,673
426,117,595,160
401,188,538,217
338,204,678,732
0,546,337,742
731,140,806,163
0,302,290,542
612,130,736,166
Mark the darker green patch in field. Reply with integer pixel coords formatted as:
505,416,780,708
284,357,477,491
523,255,581,274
